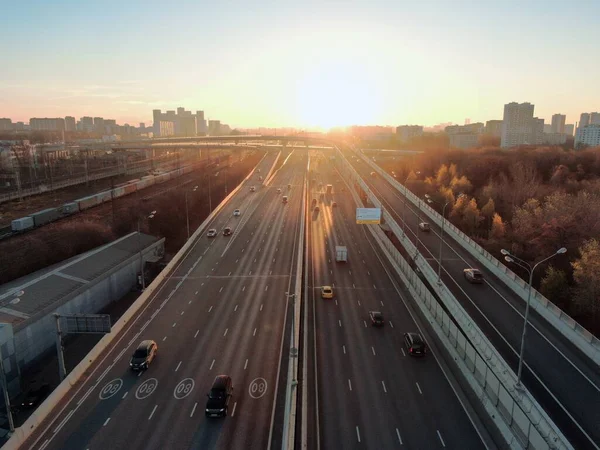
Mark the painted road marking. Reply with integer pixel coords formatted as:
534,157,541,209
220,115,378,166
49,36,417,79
122,391,128,399
173,378,195,400
396,428,403,445
208,306,213,312
231,402,238,417
53,410,74,434
148,405,158,420
389,321,394,328
194,329,199,338
234,304,238,312
135,379,158,400
348,379,352,391
437,430,446,447
372,346,376,355
244,359,249,370
99,379,123,400
103,417,111,427
224,328,228,337
190,402,198,417
210,359,215,370
343,345,346,354
416,382,422,394
253,328,257,336
363,321,367,328
356,426,361,442
382,381,387,393
172,322,177,328
175,361,182,372
249,378,268,399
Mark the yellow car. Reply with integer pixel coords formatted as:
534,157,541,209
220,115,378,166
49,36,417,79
321,286,334,299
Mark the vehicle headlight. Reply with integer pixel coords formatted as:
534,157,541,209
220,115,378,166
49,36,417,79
219,408,225,412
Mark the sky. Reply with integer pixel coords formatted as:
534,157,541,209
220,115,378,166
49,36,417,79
1,0,599,129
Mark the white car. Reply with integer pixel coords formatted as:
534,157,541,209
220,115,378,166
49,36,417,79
233,209,241,216
418,222,431,232
276,188,281,193
250,186,256,192
206,229,217,238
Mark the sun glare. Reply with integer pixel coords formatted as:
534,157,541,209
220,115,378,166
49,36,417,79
294,61,382,129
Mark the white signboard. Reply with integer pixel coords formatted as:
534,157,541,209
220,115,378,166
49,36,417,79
356,208,381,224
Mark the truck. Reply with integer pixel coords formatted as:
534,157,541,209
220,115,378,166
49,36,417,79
335,246,348,262
326,184,333,194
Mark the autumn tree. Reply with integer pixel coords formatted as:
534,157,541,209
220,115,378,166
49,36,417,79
540,265,570,310
481,198,495,228
450,175,473,195
449,194,469,221
571,239,600,324
489,213,506,240
462,198,482,233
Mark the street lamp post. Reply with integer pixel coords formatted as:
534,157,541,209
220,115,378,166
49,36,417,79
137,210,157,291
501,247,567,389
185,185,199,240
426,193,464,283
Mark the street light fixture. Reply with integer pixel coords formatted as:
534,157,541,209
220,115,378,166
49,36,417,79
426,193,464,283
501,247,567,389
137,210,157,291
185,185,199,240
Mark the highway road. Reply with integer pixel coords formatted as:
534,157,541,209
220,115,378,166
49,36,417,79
306,153,490,449
28,149,305,450
346,151,600,450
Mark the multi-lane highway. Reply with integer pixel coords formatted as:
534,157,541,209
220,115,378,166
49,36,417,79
306,153,490,449
28,150,306,450
346,151,600,450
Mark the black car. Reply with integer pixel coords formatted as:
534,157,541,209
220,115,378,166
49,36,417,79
404,332,427,356
129,340,158,371
205,375,233,417
369,311,384,327
223,227,232,236
21,383,51,409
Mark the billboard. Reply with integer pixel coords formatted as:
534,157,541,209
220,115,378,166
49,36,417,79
356,208,381,224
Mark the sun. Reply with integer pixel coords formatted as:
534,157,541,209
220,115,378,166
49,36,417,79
294,61,382,129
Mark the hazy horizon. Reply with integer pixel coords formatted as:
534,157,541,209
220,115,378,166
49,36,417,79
1,0,599,129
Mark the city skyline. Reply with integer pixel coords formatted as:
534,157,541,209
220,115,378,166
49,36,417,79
1,0,599,129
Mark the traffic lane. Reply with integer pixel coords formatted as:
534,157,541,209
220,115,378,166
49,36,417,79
328,166,485,448
369,170,600,381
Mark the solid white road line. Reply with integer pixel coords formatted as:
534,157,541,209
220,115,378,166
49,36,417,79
396,428,403,444
416,382,422,394
39,440,50,450
104,417,111,426
348,379,352,391
53,410,75,434
231,402,238,417
356,426,361,442
190,402,198,417
175,361,182,372
437,430,446,447
210,359,215,370
148,405,158,420
194,330,199,338
382,381,387,393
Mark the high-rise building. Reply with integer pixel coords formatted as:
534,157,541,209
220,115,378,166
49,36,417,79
501,102,536,148
532,118,545,145
565,124,575,136
81,116,94,132
104,119,117,135
445,123,484,149
575,125,600,148
395,125,423,142
0,118,12,131
65,116,76,132
551,114,566,134
208,120,221,135
93,117,105,133
152,107,202,136
591,112,600,125
195,111,207,134
580,113,590,128
485,120,503,137
30,118,66,131
543,124,552,133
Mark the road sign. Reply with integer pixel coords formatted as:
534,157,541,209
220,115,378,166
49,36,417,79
63,314,112,334
356,208,381,224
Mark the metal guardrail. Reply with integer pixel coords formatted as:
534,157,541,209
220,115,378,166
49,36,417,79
335,149,572,450
358,151,600,366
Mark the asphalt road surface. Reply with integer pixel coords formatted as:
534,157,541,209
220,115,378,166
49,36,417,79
307,153,489,449
29,150,305,450
347,152,600,450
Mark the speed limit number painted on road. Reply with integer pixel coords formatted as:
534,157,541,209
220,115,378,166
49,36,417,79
99,379,123,400
249,378,268,399
173,378,195,400
135,378,158,400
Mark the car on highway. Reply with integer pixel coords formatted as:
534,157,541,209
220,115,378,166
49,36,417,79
370,171,376,176
288,184,291,190
463,268,484,284
21,383,51,409
276,188,281,193
233,209,241,216
223,227,232,236
207,229,217,238
205,375,233,417
369,311,385,327
331,201,337,207
321,286,333,299
314,206,320,212
418,222,431,232
250,186,256,192
129,340,158,371
404,332,427,356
